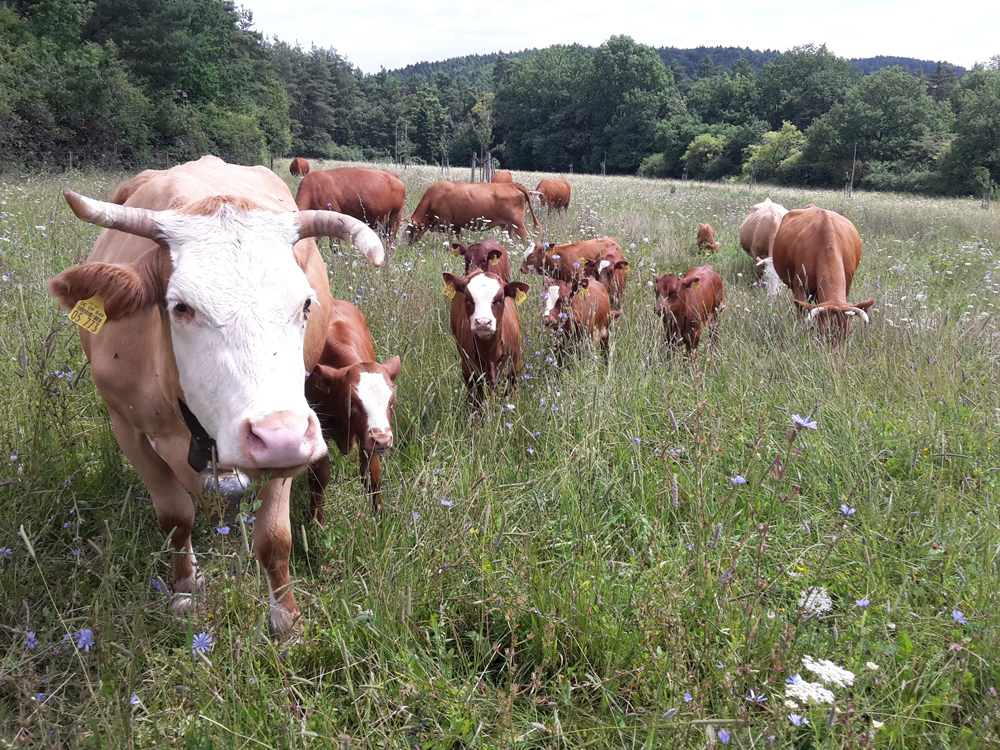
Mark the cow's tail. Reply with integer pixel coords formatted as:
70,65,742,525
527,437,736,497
513,183,543,236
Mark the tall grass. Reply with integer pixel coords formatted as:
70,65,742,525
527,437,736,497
2,162,999,747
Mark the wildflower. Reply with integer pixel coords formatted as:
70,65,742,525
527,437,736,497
505,403,515,412
75,628,95,652
151,578,162,592
731,475,747,485
746,689,767,704
715,662,725,669
792,414,818,430
25,631,38,649
797,587,833,616
632,436,641,446
10,451,17,462
786,674,803,685
2,547,11,557
412,512,420,521
785,679,835,705
856,599,870,608
783,700,799,709
950,642,962,651
788,713,808,726
872,720,884,729
718,728,730,744
505,422,513,430
192,631,213,655
32,693,45,703
243,515,256,524
683,693,693,702
130,694,140,706
527,448,535,455
217,526,229,536
440,499,454,507
840,504,856,516
952,609,968,624
866,661,879,670
802,655,855,689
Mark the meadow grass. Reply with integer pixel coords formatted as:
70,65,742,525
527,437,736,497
2,161,1000,748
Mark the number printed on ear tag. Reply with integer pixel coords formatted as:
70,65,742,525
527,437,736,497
69,295,107,334
514,289,527,306
443,283,456,299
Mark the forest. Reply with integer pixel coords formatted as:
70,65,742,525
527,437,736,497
1,0,997,197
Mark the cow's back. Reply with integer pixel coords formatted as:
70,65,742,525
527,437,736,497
772,207,861,298
739,200,787,259
296,168,404,216
323,298,377,368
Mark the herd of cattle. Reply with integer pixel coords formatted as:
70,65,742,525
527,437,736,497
46,155,873,634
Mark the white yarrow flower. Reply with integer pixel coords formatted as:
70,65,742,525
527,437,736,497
802,655,855,689
797,586,833,615
785,680,836,705
866,661,879,671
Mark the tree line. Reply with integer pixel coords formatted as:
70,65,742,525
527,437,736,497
1,1,997,197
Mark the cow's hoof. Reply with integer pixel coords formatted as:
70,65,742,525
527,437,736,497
167,592,194,616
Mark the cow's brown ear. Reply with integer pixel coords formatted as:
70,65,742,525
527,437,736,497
854,299,875,310
579,277,591,289
451,243,465,257
487,248,503,262
382,355,402,382
49,246,168,320
682,276,700,289
504,281,530,299
442,272,467,293
793,299,817,311
616,260,629,270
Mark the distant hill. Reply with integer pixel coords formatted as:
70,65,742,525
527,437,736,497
389,45,965,83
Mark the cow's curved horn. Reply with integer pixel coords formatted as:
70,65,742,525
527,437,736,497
296,210,384,266
63,189,161,240
849,307,870,325
808,306,823,322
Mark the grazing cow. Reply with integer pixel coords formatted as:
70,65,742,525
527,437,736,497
541,276,620,362
755,256,785,298
452,238,512,282
520,237,620,281
47,155,384,635
697,223,721,251
442,269,530,405
653,264,725,353
536,178,571,210
290,158,310,177
771,205,873,339
295,167,407,245
739,198,788,273
305,299,400,524
491,170,513,183
406,181,541,243
582,244,629,307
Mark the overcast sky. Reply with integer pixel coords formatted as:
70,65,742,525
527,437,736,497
243,0,997,73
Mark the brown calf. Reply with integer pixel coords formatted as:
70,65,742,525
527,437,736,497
304,299,400,523
452,239,512,282
536,178,571,210
541,276,620,362
443,269,530,405
290,157,310,177
697,223,721,251
653,264,725,353
520,237,620,281
582,244,629,307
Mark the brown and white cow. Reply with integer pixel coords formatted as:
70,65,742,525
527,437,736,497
582,244,629,307
653,264,725,353
290,157,310,177
697,223,721,251
541,276,621,362
536,177,571,210
443,269,530,405
48,155,384,635
771,205,873,339
405,181,541,244
520,237,619,281
452,238,512,282
295,167,406,245
491,170,513,183
305,298,400,524
739,198,788,273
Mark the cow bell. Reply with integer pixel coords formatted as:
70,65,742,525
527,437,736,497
196,467,251,527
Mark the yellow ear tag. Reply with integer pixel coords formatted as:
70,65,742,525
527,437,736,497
314,379,330,394
624,266,630,278
690,279,701,289
578,287,590,300
451,246,462,257
69,295,107,334
443,282,456,299
490,256,500,266
514,289,527,306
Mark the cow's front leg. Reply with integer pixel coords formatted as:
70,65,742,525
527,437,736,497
253,477,299,636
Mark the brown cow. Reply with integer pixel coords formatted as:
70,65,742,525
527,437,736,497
443,269,530,405
452,238,512,282
305,299,401,524
697,223,721,251
406,181,541,244
653,264,725,353
295,167,406,245
541,276,621,362
520,237,619,281
771,205,873,339
47,155,384,635
582,244,629,307
739,198,788,273
290,157,310,177
536,177,571,210
491,170,513,183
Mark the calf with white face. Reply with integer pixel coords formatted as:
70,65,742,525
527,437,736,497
443,270,529,404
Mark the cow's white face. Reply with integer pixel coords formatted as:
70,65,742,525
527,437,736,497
464,273,504,338
355,371,395,453
159,207,325,470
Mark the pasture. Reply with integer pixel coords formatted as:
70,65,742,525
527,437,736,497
2,161,999,748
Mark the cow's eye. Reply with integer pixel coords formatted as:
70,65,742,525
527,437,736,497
170,301,194,318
